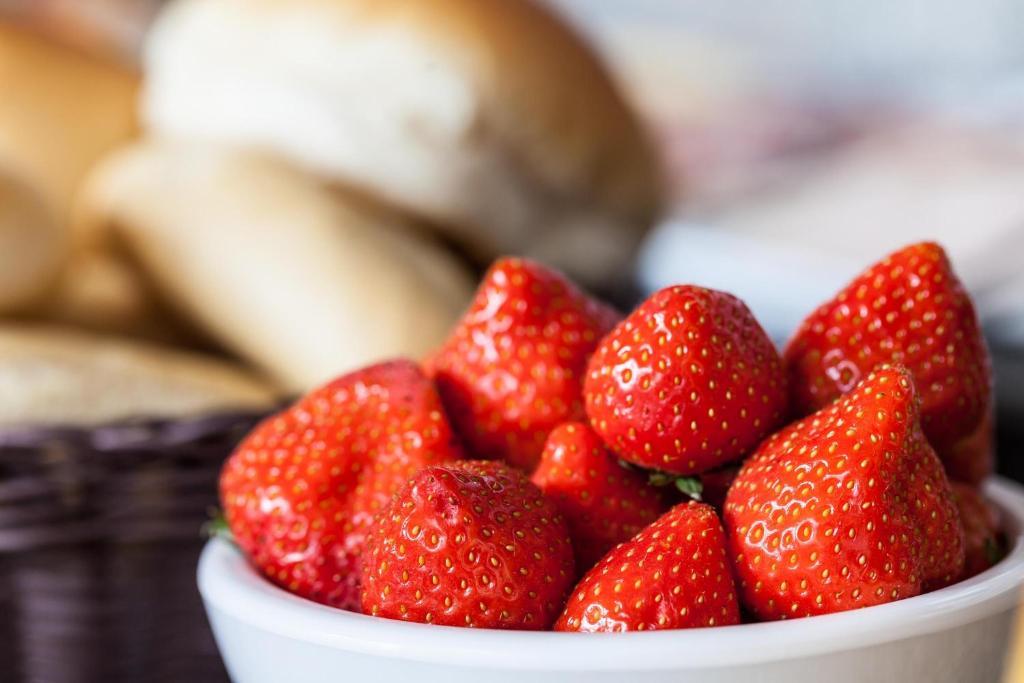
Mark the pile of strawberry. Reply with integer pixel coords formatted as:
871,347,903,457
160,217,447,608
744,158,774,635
220,242,1003,632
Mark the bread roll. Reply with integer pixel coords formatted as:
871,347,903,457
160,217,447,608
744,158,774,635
0,168,65,312
32,247,202,346
76,139,474,390
0,324,278,427
141,0,662,288
0,22,138,223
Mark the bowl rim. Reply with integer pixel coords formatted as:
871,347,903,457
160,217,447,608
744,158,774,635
198,476,1024,671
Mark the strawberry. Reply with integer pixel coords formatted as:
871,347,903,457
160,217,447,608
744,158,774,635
951,482,1003,580
555,501,740,632
360,460,575,629
531,422,668,571
220,360,462,611
429,257,619,471
944,410,995,486
785,242,992,470
724,365,965,621
584,285,787,475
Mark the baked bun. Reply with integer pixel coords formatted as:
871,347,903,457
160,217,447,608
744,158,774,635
0,22,138,222
33,247,201,345
76,139,474,390
0,168,65,312
0,324,278,427
141,0,662,288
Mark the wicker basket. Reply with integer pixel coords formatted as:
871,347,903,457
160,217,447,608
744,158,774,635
0,411,267,683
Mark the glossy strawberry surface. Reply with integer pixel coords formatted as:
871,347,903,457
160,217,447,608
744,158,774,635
430,257,619,471
531,422,668,571
584,285,787,475
557,501,740,632
361,460,575,629
724,365,964,621
220,360,462,610
785,242,992,466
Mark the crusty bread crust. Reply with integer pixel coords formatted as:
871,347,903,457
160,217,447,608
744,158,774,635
0,324,278,426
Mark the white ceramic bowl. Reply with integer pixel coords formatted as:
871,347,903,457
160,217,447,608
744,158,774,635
199,477,1024,683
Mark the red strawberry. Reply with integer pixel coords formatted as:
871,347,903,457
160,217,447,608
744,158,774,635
584,285,787,475
724,365,965,621
944,410,995,486
785,242,992,469
220,360,462,611
429,258,619,472
951,482,1003,580
361,460,575,629
531,422,668,571
556,501,740,632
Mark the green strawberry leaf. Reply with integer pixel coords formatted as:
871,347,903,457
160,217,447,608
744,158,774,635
618,461,706,501
203,508,236,545
646,472,704,501
648,471,674,487
674,477,704,501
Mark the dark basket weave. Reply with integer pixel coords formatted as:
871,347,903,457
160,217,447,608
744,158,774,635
0,412,269,683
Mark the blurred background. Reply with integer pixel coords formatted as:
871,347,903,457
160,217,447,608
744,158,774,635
0,0,1022,681
558,0,1024,457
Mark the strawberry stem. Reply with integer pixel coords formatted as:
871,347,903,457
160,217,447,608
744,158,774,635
618,460,706,501
647,471,704,501
674,477,704,501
